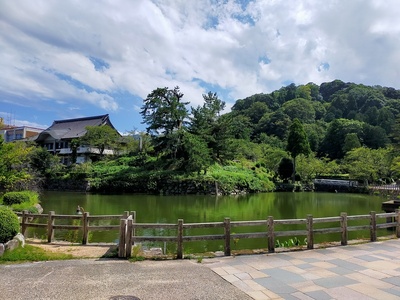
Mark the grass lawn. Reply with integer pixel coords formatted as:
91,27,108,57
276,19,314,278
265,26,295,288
0,244,75,264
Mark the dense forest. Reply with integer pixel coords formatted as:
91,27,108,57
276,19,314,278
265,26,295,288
231,80,398,159
2,79,400,194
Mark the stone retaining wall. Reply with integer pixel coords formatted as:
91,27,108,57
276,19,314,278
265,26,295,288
45,178,251,195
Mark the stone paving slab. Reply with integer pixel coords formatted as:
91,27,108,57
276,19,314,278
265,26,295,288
204,239,400,299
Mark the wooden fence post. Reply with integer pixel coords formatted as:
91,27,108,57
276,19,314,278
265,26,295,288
118,218,126,258
125,216,133,258
130,211,137,239
177,219,183,259
21,210,29,236
224,217,231,256
340,212,348,246
82,212,89,245
267,216,275,253
47,211,55,243
370,211,377,242
396,209,400,238
307,214,313,249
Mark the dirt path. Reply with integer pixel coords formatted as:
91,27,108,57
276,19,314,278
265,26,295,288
26,239,117,258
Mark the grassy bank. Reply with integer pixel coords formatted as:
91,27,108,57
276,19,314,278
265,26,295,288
0,244,74,264
86,158,275,194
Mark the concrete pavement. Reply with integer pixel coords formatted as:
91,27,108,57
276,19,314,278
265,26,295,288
0,259,251,300
2,240,400,299
204,239,400,299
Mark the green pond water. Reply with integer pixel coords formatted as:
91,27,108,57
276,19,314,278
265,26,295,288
30,191,388,253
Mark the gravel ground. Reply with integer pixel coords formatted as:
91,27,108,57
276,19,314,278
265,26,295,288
0,258,252,300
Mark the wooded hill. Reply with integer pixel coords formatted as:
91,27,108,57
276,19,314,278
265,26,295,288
229,79,400,159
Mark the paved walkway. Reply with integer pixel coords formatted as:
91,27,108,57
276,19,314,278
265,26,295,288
204,239,400,299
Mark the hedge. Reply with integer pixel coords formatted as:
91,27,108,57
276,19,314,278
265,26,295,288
0,206,20,244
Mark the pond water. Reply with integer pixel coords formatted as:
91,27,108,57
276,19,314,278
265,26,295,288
31,191,387,253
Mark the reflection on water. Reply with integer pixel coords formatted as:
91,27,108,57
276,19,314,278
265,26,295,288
33,191,385,252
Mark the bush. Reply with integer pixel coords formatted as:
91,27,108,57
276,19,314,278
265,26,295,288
0,206,20,244
1,191,40,212
3,192,29,205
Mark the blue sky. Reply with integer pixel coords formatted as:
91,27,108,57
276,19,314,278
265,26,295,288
1,0,400,133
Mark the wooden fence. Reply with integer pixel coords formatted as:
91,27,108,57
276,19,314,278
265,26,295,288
16,210,400,259
16,210,132,244
118,210,400,258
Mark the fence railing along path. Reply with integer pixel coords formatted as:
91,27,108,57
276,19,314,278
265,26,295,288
118,210,400,258
16,210,133,245
370,184,400,191
17,210,400,259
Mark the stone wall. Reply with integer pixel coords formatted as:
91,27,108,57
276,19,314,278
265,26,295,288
45,179,89,192
45,178,252,195
159,180,219,195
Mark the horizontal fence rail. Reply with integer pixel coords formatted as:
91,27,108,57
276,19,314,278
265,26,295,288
17,209,400,259
16,210,132,245
119,210,400,258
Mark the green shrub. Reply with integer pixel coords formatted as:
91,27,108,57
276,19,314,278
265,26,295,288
2,191,40,212
0,206,20,244
3,192,29,205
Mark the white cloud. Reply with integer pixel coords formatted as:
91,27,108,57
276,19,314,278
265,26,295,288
1,0,400,129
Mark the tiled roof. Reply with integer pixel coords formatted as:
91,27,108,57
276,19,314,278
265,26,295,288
35,114,116,141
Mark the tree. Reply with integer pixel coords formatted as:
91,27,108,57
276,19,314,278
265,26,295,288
282,98,316,123
277,157,294,181
343,147,393,184
297,153,338,182
342,133,361,154
141,86,189,159
319,118,364,159
70,138,80,164
29,146,63,178
80,125,120,157
141,86,188,135
189,91,225,160
181,131,212,173
286,118,311,183
0,141,35,190
256,110,291,140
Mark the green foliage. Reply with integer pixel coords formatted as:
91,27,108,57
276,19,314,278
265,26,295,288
0,141,35,190
3,192,29,205
0,244,74,263
80,125,120,157
319,118,364,159
140,87,190,163
66,162,93,180
343,147,393,183
343,133,361,154
283,98,316,123
206,162,275,193
277,157,294,181
2,191,40,212
0,206,20,244
29,146,63,179
275,237,306,248
181,131,212,173
286,118,311,159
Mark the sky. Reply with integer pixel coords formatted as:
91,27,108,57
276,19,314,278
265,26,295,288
1,0,400,133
